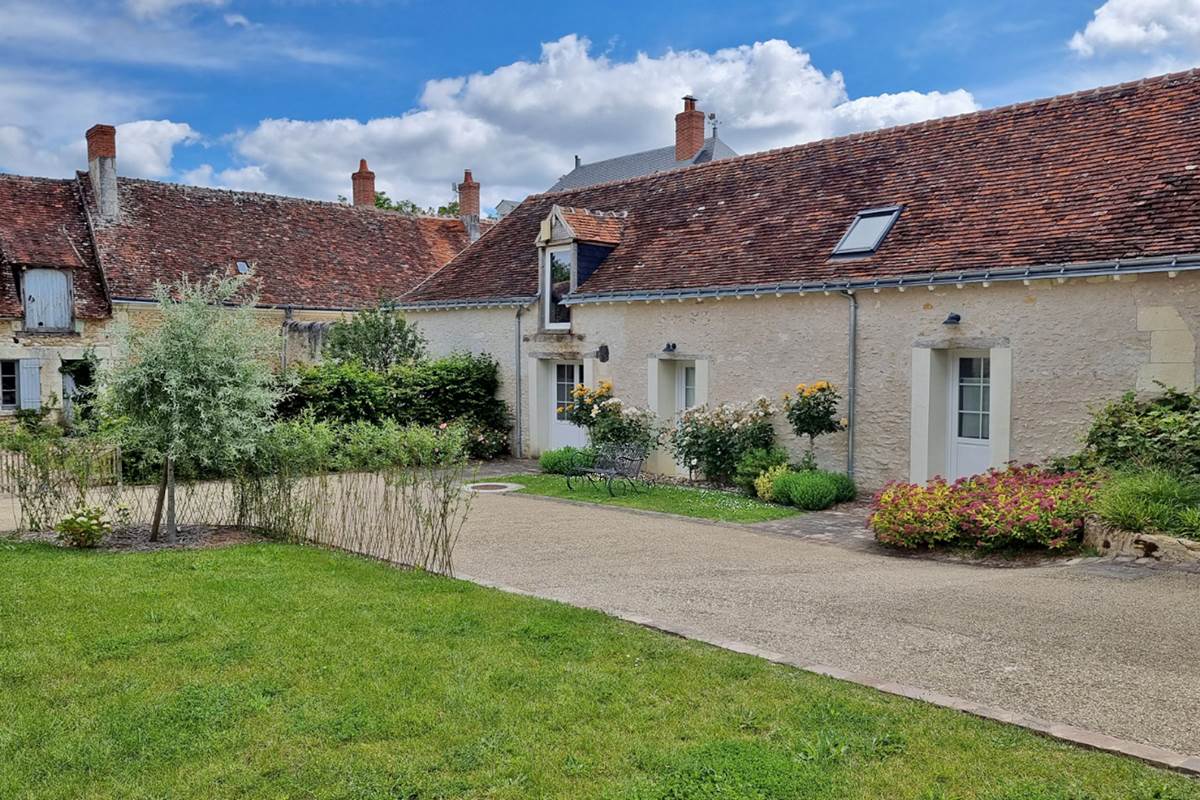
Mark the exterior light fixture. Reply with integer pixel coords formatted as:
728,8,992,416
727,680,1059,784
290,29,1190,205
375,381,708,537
663,342,677,353
943,312,961,325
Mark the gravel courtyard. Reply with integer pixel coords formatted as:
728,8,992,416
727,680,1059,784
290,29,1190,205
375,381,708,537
454,490,1200,758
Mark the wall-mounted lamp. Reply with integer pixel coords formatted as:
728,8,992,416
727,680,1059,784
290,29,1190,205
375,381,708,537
597,344,610,363
943,312,961,326
662,342,677,353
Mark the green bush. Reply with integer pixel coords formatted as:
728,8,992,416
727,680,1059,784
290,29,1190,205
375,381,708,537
1095,470,1200,540
733,446,791,494
539,446,594,475
754,464,790,501
279,352,511,459
1084,386,1200,473
772,470,840,511
827,471,857,503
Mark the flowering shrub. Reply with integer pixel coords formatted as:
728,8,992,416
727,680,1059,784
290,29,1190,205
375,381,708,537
562,380,659,452
783,381,846,465
55,505,116,548
754,464,791,501
869,466,1096,551
733,446,790,495
668,398,776,485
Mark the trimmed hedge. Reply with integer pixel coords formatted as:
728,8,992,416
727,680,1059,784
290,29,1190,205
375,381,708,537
278,353,511,459
771,469,855,511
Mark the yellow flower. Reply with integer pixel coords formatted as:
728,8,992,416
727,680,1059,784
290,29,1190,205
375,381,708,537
796,383,807,392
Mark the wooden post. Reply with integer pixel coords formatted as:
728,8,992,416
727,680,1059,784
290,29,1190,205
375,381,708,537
149,457,168,542
165,456,177,544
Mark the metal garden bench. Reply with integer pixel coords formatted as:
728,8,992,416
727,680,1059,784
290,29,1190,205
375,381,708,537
565,444,648,496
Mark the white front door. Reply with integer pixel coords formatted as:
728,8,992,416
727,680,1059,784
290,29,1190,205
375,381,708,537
949,353,992,479
550,362,588,450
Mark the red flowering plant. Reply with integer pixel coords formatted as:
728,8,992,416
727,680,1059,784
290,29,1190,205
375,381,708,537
869,466,1096,551
953,466,1096,551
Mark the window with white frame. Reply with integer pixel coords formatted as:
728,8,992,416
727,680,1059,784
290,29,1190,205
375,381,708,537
543,246,573,330
676,363,696,411
0,361,18,410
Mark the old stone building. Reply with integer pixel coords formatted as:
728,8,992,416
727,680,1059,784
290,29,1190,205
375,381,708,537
401,69,1200,488
0,125,483,416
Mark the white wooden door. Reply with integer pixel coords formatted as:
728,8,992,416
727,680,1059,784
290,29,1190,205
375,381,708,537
550,362,588,450
24,269,71,330
949,354,992,479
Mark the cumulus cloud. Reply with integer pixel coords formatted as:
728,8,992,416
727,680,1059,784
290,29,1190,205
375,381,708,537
213,36,977,208
114,120,199,178
1070,0,1200,58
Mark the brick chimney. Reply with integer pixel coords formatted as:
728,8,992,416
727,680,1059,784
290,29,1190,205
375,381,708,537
86,124,119,222
458,169,481,242
675,95,705,162
351,159,375,207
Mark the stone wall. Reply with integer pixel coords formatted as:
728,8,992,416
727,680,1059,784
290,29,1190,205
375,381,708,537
412,270,1200,489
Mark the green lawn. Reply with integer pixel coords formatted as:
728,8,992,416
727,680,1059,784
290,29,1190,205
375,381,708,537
1,542,1195,800
497,473,799,523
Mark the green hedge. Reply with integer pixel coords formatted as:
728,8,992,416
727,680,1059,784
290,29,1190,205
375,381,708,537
771,469,856,511
278,353,511,459
539,446,595,475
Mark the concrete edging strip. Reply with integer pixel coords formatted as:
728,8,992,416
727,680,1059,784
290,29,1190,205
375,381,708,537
456,572,1200,778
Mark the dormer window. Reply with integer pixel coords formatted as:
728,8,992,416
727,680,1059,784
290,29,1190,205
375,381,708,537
543,245,573,330
832,206,902,257
23,268,72,331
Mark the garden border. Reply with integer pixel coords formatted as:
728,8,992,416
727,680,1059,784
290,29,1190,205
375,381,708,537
458,571,1200,778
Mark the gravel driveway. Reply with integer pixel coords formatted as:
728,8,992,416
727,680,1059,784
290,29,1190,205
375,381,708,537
454,491,1200,758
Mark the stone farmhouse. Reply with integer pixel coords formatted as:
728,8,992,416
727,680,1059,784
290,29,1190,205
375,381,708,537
0,124,483,418
401,70,1200,488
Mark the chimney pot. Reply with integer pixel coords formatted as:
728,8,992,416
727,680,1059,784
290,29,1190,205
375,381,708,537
351,158,376,207
675,95,705,162
86,124,119,222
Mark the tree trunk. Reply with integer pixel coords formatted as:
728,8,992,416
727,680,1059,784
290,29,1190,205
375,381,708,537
165,456,177,544
149,457,168,542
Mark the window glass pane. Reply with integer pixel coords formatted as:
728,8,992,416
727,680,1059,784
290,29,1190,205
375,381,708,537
980,413,990,440
0,361,16,409
959,357,981,380
958,412,981,439
546,249,572,326
958,384,982,413
835,211,897,254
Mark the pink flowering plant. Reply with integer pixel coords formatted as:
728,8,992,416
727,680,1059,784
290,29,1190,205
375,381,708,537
869,466,1096,551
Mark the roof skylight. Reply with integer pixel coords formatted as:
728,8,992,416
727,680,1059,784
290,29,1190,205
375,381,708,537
832,206,901,256
235,260,250,274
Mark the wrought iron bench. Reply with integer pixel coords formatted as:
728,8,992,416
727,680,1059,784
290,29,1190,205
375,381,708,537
565,444,648,496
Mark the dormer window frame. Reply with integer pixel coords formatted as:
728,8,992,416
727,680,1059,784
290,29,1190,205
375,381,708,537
831,205,903,258
21,266,75,333
541,240,576,332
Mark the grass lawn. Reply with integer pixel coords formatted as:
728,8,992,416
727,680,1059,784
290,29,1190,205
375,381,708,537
2,542,1195,800
496,472,798,523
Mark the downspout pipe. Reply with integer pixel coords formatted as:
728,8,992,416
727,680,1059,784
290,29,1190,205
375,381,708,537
841,290,858,478
514,306,523,458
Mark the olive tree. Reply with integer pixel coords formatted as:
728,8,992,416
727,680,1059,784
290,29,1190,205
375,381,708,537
323,303,426,371
101,274,281,542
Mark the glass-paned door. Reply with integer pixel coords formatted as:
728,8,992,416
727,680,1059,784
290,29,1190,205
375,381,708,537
950,354,991,478
550,362,587,449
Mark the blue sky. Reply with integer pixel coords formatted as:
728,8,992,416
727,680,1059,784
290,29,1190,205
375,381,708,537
2,0,1196,209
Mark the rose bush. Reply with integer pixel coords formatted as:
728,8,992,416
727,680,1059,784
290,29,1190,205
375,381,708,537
667,398,775,485
869,466,1096,551
783,381,846,469
561,380,659,452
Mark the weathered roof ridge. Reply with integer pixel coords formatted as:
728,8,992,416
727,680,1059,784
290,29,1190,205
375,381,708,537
73,171,464,222
531,67,1200,201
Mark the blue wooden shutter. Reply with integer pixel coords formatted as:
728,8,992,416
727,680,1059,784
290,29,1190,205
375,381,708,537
24,269,72,330
18,359,40,410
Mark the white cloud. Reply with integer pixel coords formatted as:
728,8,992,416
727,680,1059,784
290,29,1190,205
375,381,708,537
115,120,199,178
125,0,227,20
215,36,977,208
1070,0,1200,57
0,0,349,69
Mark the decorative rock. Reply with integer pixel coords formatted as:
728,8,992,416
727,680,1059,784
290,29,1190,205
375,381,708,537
1083,517,1200,566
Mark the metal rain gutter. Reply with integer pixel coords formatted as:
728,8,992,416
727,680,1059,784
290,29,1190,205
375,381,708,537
561,254,1200,306
398,296,537,311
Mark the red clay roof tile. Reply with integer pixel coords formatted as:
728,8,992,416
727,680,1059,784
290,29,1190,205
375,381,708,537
406,69,1200,304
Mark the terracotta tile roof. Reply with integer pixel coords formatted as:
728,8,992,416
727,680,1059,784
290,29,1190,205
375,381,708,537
0,174,109,319
405,69,1200,305
82,177,473,309
558,207,626,245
